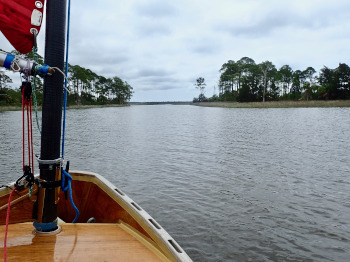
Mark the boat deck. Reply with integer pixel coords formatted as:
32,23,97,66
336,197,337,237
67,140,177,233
0,222,168,262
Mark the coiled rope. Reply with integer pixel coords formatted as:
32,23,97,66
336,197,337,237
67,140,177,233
61,169,79,222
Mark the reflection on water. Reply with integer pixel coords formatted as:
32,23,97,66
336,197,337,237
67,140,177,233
1,105,350,261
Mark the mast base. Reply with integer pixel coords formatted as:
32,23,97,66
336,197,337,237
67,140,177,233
34,225,62,236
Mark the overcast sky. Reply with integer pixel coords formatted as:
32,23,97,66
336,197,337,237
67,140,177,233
1,0,350,102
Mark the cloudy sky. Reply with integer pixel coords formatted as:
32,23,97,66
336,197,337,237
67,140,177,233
1,0,350,101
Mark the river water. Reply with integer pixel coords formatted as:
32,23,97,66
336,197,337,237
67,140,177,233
1,105,350,261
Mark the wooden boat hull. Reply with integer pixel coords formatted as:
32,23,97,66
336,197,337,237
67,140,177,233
0,171,192,261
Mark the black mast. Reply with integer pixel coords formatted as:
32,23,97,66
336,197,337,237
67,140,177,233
35,0,67,231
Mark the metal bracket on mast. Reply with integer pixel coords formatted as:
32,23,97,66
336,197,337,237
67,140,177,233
37,157,63,167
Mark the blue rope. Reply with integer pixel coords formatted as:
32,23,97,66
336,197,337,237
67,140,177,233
60,0,79,223
61,169,79,223
61,0,71,158
33,219,58,231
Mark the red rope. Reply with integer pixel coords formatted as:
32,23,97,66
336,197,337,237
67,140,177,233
27,105,31,167
29,102,34,174
22,90,25,171
21,84,34,173
3,187,16,262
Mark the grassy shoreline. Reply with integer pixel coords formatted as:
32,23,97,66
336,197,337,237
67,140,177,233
193,100,350,108
0,104,128,112
1,100,350,111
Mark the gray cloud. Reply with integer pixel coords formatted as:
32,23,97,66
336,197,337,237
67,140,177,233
218,9,330,38
188,38,221,55
135,69,171,78
135,1,178,18
134,23,172,37
136,83,181,91
1,0,350,102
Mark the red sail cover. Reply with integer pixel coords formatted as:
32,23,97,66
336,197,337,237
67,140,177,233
0,0,44,54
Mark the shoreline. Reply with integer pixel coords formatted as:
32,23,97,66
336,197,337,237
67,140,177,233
1,100,350,111
0,104,128,112
193,100,350,108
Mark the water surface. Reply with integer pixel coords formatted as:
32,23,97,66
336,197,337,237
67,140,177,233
1,105,349,261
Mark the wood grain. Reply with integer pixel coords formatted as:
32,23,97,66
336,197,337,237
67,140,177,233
0,223,165,261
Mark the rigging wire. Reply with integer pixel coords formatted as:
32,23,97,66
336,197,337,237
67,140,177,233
51,66,70,93
32,45,42,134
60,0,79,223
62,0,71,159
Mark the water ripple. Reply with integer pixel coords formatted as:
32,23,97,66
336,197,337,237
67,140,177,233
1,106,350,261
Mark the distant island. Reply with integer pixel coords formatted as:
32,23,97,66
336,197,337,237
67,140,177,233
131,100,350,108
193,57,350,104
193,100,350,108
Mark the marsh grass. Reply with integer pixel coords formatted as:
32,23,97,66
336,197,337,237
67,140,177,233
0,104,128,112
194,100,350,108
2,101,349,111
0,106,22,111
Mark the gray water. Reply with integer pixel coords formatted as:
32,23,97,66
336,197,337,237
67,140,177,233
1,105,350,261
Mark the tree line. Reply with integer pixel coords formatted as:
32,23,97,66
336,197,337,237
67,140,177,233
194,57,350,102
0,50,133,106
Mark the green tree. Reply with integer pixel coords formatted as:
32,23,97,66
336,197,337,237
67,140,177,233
0,70,12,91
219,60,240,95
318,66,336,99
195,77,206,95
318,63,350,99
336,63,350,99
219,60,240,101
290,70,306,97
108,77,133,104
302,67,316,100
259,61,276,102
194,77,207,102
95,75,108,101
278,65,293,95
237,81,252,102
67,64,133,105
0,50,133,106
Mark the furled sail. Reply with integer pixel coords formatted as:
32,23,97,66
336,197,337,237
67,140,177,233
0,0,44,54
